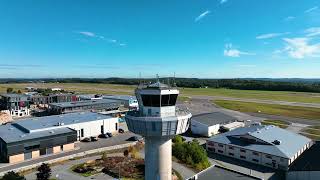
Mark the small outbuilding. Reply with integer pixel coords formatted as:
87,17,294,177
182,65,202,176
191,112,237,137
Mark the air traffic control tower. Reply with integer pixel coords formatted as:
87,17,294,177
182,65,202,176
125,80,192,180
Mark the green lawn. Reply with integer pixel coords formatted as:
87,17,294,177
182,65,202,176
2,83,320,104
214,100,320,120
302,125,320,137
181,87,320,103
261,120,290,129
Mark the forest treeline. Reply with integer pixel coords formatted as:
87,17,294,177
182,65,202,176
1,78,320,93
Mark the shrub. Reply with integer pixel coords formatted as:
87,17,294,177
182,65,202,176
36,163,51,180
1,171,25,180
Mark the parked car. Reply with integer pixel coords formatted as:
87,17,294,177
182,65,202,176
127,136,143,142
82,137,91,142
91,136,98,141
118,128,124,133
106,132,113,137
99,134,109,138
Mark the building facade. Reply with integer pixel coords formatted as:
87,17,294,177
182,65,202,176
206,125,313,170
191,112,239,137
48,99,120,114
0,94,30,117
126,81,192,180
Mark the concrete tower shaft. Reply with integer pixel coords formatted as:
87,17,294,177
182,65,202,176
126,81,192,180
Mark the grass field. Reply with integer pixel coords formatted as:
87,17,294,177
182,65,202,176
181,87,320,103
261,120,290,129
1,83,320,104
213,100,320,120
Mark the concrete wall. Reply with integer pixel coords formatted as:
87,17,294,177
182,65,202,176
191,120,219,137
286,171,320,180
63,143,74,151
53,146,61,154
207,141,290,170
9,153,24,163
67,117,118,140
32,150,40,159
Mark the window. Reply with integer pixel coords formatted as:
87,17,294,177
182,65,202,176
266,155,272,159
152,122,156,131
115,123,118,130
60,145,63,151
252,152,259,156
218,150,223,153
141,95,160,107
101,125,104,134
240,149,246,153
24,144,40,151
208,147,215,152
240,155,246,159
161,94,178,106
218,144,224,148
81,129,84,137
228,153,234,156
229,146,234,150
252,159,259,162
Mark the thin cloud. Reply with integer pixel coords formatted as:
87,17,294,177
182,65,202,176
119,43,126,46
284,16,295,21
195,10,211,22
220,0,228,4
256,32,290,39
305,6,318,13
278,38,320,59
238,64,257,68
223,43,255,57
78,31,96,37
305,27,320,37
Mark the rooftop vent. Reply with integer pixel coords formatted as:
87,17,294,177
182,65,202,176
49,131,55,134
20,134,26,138
272,140,281,145
8,127,14,130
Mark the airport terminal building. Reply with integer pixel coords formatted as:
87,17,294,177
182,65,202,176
0,112,119,163
206,125,314,170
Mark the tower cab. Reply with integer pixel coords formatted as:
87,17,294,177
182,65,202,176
135,81,179,117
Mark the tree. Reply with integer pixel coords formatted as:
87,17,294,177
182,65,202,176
36,163,51,180
1,171,26,180
123,149,129,158
102,152,108,162
6,88,13,93
17,90,22,94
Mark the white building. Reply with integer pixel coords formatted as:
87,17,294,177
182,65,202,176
51,88,62,91
206,125,314,170
14,112,119,140
221,121,245,132
191,112,239,137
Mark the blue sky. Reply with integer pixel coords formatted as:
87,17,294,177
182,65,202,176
0,0,320,78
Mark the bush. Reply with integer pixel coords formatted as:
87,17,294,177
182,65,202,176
1,171,25,180
36,163,51,180
172,139,210,171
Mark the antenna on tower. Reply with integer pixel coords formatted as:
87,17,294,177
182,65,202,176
156,74,160,83
173,72,177,87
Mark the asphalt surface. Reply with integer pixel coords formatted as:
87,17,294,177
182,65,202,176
0,132,136,173
191,95,320,108
195,166,258,180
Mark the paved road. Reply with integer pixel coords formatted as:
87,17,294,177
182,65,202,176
189,95,320,108
0,132,136,173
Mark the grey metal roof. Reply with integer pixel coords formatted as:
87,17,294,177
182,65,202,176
49,99,119,108
0,124,74,144
192,112,237,126
103,95,137,101
208,125,312,158
196,166,257,180
14,112,114,133
0,93,28,98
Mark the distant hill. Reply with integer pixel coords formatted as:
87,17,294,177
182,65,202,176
1,78,320,93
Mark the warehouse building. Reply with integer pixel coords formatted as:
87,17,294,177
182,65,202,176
103,95,138,110
30,93,79,105
0,112,119,163
0,94,30,117
48,99,120,114
206,125,314,170
191,112,241,137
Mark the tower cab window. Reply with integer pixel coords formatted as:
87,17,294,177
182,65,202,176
141,94,178,107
